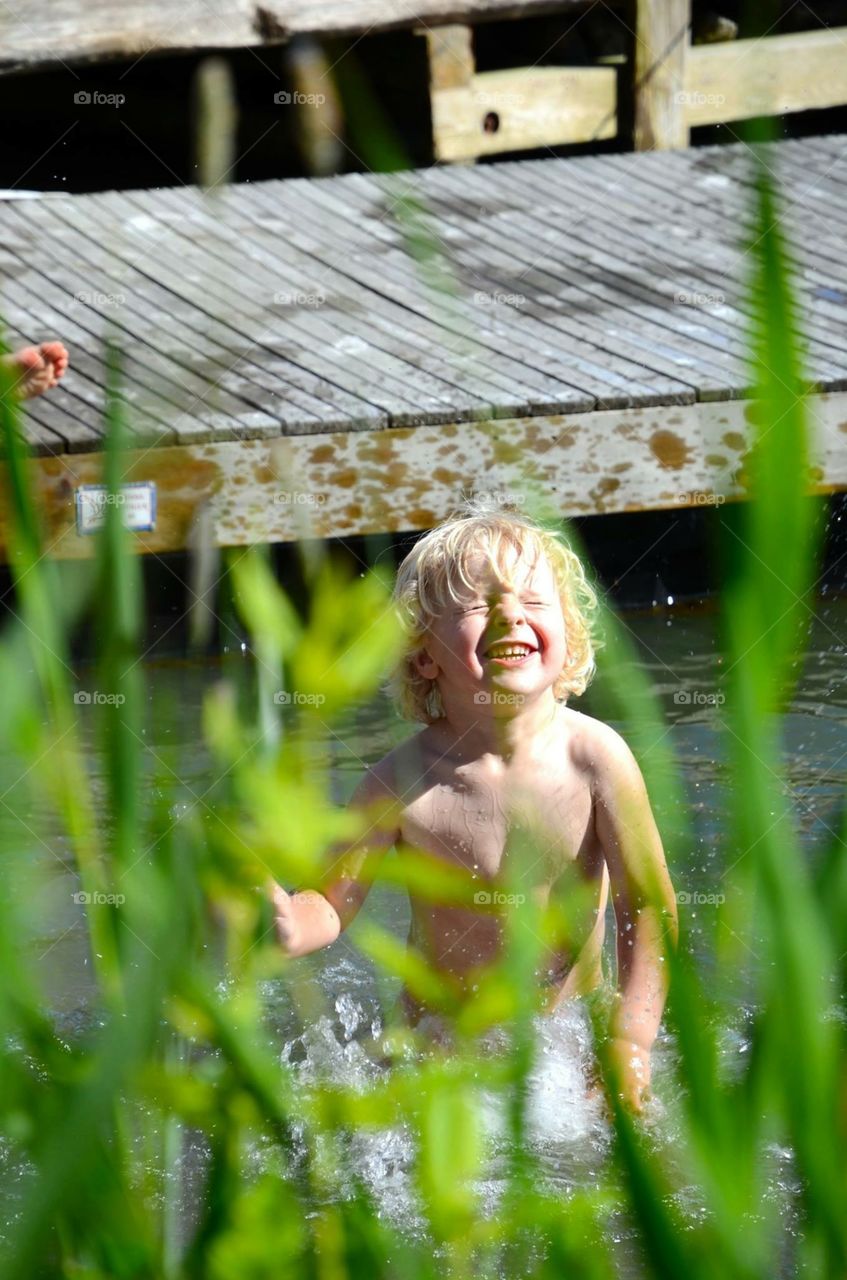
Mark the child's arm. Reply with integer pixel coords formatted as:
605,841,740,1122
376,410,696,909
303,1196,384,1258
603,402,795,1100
592,725,679,1111
268,762,401,959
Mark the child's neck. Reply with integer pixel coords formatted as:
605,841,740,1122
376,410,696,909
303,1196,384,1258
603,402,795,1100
438,691,561,764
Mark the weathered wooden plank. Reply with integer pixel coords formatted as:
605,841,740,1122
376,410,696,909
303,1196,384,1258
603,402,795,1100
425,160,753,394
0,201,241,443
627,138,847,286
48,189,389,432
134,184,501,423
145,183,536,420
3,135,847,462
70,189,378,436
785,144,847,265
42,193,367,435
251,175,597,413
413,159,743,396
221,184,551,416
432,64,617,162
0,0,589,71
11,408,72,457
1,266,206,447
701,139,847,291
350,171,689,409
619,150,847,342
3,391,845,560
0,201,288,444
353,167,703,403
0,284,154,448
595,147,847,370
633,0,690,151
10,195,308,435
685,28,847,126
796,135,847,175
92,188,440,429
532,145,847,362
525,150,847,384
254,176,598,412
313,169,685,408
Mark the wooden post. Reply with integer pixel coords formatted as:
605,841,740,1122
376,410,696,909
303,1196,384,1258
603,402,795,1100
424,23,476,161
425,23,475,91
633,0,690,150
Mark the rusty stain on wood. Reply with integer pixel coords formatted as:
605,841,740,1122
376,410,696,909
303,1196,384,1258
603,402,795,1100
649,429,692,470
722,431,747,450
2,392,846,561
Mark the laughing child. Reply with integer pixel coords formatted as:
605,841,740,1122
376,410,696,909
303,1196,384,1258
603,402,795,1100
268,506,678,1111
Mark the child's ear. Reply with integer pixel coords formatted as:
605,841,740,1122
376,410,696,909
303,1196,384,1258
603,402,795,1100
413,648,440,680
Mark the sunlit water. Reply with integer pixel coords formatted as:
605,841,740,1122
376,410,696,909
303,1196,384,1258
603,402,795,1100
1,599,845,1264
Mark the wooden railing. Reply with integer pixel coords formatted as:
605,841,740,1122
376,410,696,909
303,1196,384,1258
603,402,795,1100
0,1,844,164
427,3,847,160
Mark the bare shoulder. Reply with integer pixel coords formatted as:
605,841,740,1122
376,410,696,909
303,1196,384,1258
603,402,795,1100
561,708,643,791
350,727,433,810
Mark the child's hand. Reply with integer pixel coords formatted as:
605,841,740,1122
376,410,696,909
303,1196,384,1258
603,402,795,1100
607,1037,651,1113
266,878,298,955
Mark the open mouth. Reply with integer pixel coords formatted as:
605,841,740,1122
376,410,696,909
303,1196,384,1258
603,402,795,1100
483,640,538,664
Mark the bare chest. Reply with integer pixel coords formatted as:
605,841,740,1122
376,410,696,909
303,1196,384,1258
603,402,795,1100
400,762,595,885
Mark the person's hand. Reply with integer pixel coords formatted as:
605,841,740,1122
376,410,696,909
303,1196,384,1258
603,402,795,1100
265,878,298,955
607,1037,651,1114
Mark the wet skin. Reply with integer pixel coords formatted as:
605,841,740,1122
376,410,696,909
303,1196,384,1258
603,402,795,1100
274,553,678,1108
324,557,609,1012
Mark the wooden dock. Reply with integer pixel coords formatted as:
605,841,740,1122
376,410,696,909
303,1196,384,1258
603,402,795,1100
0,1,584,71
2,134,847,556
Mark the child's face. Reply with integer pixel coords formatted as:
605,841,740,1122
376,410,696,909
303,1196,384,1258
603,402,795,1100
414,552,567,713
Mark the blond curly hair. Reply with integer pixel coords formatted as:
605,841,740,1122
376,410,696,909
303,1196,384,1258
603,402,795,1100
386,505,601,723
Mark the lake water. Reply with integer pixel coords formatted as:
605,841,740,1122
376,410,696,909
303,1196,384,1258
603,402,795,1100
3,597,846,1265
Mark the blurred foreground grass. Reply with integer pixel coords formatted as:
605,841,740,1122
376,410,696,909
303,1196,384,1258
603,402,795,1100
0,157,845,1280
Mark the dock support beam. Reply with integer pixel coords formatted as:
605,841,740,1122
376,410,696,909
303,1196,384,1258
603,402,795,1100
633,0,690,150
